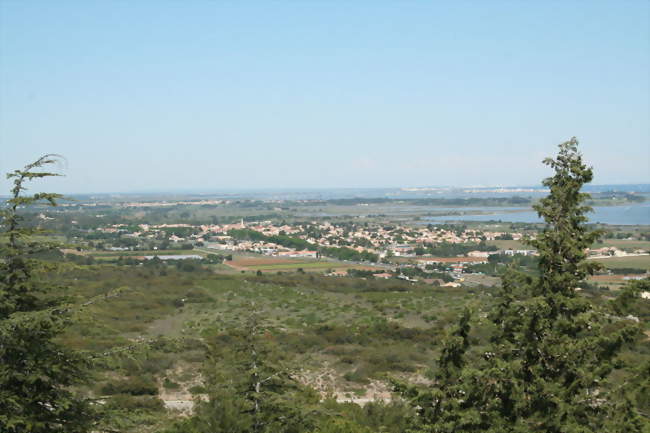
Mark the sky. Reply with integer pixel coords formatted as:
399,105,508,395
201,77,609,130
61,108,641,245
1,1,649,194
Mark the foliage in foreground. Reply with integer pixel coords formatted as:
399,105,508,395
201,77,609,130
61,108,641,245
164,312,318,433
0,156,96,432
163,312,416,433
395,138,647,432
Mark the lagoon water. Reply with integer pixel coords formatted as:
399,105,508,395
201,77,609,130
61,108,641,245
423,204,650,225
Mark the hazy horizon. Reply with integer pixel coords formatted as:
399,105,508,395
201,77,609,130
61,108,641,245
1,182,649,199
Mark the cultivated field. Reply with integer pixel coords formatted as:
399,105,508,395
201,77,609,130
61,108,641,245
224,255,382,273
589,255,650,270
590,274,646,283
486,239,527,250
601,239,650,251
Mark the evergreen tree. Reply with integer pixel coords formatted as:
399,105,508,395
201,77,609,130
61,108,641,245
164,310,319,433
394,308,485,432
0,155,96,432
398,138,645,432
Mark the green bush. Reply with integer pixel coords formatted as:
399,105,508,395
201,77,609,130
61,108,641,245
105,394,165,411
100,376,158,396
163,378,181,390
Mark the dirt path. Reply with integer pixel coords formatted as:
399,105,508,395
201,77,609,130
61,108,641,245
163,399,194,413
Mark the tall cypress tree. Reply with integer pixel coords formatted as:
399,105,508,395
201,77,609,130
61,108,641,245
399,138,644,432
0,155,96,432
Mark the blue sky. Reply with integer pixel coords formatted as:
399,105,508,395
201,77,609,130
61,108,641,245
1,1,648,194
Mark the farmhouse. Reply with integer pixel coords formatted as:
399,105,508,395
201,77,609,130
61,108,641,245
503,249,537,256
391,244,415,256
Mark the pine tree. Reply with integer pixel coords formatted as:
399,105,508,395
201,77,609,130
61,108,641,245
164,309,318,433
393,308,486,432
0,155,96,432
398,138,645,432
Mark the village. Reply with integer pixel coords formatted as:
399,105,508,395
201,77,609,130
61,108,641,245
95,219,528,258
85,218,649,288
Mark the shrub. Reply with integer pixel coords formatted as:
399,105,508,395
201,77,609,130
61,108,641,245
101,376,158,396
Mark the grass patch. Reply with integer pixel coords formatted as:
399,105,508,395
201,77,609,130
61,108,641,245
590,255,650,270
600,239,650,251
486,240,527,250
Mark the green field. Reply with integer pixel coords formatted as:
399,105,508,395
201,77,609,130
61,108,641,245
601,239,650,251
232,260,381,272
250,261,343,271
486,239,527,250
590,255,650,270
